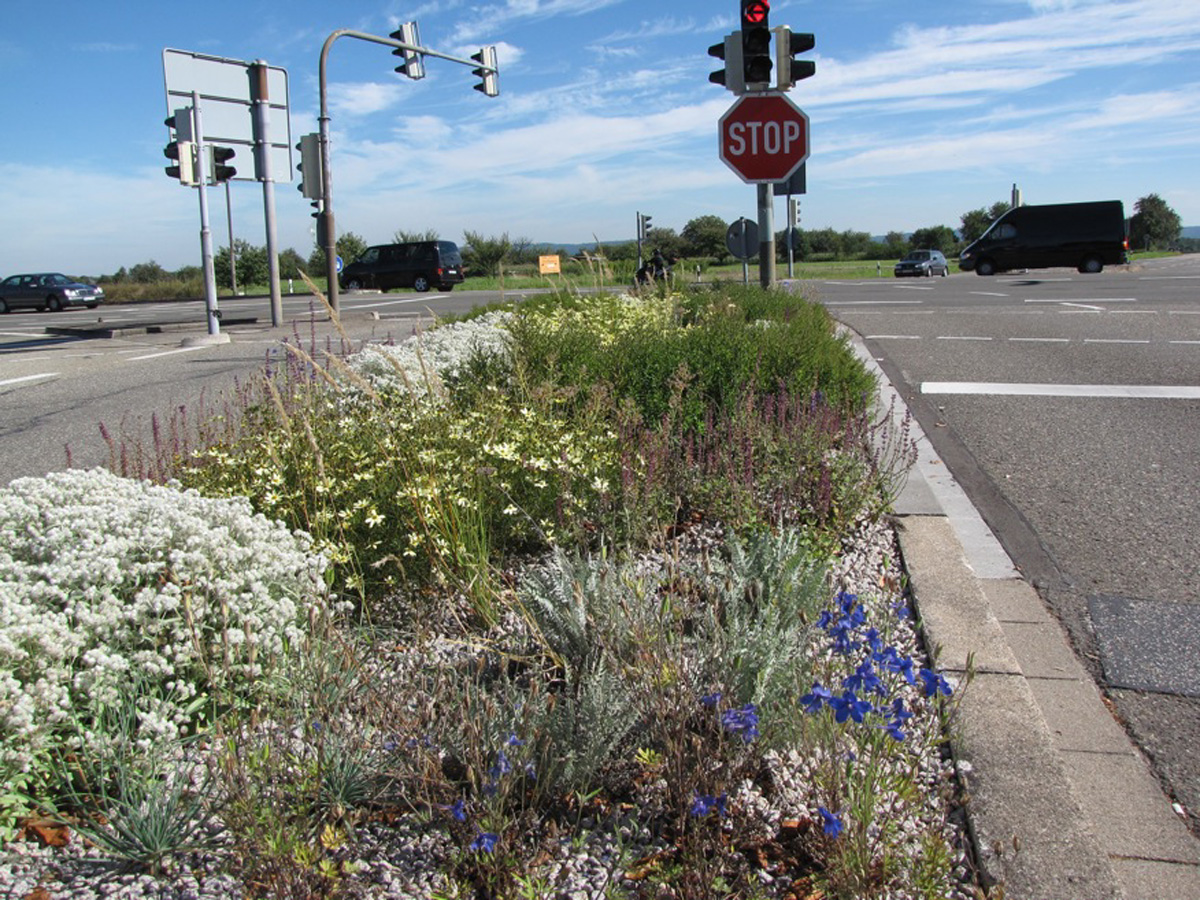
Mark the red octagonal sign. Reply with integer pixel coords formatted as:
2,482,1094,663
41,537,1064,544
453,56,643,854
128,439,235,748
719,93,810,184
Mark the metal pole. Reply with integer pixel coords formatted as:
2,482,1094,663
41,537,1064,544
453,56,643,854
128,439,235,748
250,61,283,326
225,179,237,293
318,35,341,315
757,183,775,289
192,92,221,335
786,195,795,278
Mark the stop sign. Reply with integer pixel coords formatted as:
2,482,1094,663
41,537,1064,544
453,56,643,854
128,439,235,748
719,93,810,184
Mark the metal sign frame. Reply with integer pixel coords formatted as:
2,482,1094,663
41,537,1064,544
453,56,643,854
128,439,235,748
163,48,293,182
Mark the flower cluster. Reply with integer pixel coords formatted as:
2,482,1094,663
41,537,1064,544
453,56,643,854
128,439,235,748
0,469,332,789
800,592,950,749
345,312,513,399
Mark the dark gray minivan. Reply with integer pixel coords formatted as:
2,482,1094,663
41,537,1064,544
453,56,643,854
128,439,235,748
959,201,1128,275
340,241,465,292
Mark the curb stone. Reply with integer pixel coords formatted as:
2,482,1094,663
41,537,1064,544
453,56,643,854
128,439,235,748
843,325,1200,900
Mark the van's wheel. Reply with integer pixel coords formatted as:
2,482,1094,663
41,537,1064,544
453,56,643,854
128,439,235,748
1079,256,1103,274
413,275,431,292
345,278,363,291
975,259,997,276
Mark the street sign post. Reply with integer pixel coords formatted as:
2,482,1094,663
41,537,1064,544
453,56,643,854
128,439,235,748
719,92,810,184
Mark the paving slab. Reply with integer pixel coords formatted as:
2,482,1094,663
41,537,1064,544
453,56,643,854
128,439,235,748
1089,595,1200,697
1110,857,1200,900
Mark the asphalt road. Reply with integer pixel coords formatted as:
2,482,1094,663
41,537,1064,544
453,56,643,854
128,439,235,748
0,288,518,482
820,255,1200,834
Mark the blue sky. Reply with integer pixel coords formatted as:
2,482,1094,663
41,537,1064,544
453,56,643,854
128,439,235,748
2,0,1198,275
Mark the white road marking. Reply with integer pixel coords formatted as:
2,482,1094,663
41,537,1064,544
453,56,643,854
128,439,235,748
822,300,923,306
126,345,211,361
348,295,448,309
0,372,59,387
970,292,1008,297
1009,337,1069,343
937,335,993,341
1024,298,1137,304
1083,339,1151,345
865,335,922,340
922,382,1200,399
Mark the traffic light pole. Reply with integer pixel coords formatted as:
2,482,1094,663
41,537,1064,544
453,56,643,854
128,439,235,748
191,92,222,337
317,29,500,315
757,183,775,289
250,61,283,326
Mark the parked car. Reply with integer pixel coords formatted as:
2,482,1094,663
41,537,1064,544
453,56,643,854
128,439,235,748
894,249,950,277
340,241,465,292
958,201,1128,275
0,273,104,313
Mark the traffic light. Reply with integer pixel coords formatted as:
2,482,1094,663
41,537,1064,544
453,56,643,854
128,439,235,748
707,33,746,94
296,133,324,200
164,109,198,186
210,145,237,184
471,46,499,97
638,212,652,242
775,27,815,91
391,21,425,80
740,0,772,87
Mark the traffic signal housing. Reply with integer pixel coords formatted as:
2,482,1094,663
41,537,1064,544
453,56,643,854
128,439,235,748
210,145,237,184
296,133,324,201
707,33,746,94
471,46,499,97
776,27,815,91
391,21,425,80
740,0,772,87
638,212,652,242
164,109,198,186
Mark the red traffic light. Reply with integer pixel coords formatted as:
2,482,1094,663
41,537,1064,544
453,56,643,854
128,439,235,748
742,1,769,25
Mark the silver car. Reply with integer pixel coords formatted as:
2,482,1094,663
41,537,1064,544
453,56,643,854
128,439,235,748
894,250,949,278
0,273,105,312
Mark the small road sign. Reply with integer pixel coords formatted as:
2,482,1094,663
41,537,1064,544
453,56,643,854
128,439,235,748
726,217,759,260
719,93,810,184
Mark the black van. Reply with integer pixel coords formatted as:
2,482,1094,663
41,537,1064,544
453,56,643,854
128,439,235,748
958,201,1128,276
340,241,465,292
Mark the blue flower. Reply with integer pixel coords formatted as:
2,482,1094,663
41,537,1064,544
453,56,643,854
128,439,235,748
843,659,883,696
469,831,498,853
690,792,728,818
875,646,917,684
489,749,512,781
720,703,760,742
919,668,953,698
506,733,525,747
450,798,467,822
817,806,844,838
800,683,832,714
700,691,722,709
830,690,873,724
864,627,883,654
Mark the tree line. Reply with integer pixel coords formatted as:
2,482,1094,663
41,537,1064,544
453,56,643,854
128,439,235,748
94,193,1190,289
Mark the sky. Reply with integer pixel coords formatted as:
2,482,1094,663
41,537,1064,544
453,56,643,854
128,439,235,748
2,0,1199,276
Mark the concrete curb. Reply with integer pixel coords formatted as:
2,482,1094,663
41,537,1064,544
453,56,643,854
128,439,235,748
846,328,1200,900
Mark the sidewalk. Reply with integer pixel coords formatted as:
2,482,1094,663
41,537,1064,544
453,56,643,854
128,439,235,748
852,332,1200,900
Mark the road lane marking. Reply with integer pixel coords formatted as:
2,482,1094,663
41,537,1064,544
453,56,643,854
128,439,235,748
0,373,59,387
921,382,1200,398
1083,339,1151,345
970,292,1008,297
936,335,993,341
347,295,448,309
126,345,211,361
865,335,922,340
1024,298,1137,304
823,300,923,306
1009,337,1069,343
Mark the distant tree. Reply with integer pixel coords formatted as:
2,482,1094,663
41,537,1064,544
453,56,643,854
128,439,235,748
603,241,638,262
129,261,168,284
960,201,1011,244
508,236,536,265
806,227,841,257
278,248,306,280
644,226,683,261
462,230,512,277
909,225,958,254
215,240,269,290
308,232,368,275
175,265,202,282
393,228,439,243
882,231,910,258
839,230,873,258
1129,193,1181,251
681,215,728,260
